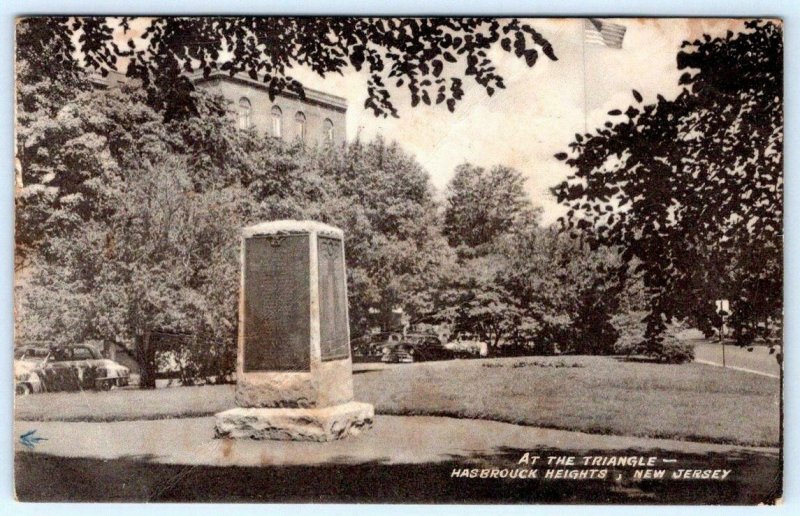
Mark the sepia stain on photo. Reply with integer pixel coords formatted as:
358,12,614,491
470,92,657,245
13,16,782,504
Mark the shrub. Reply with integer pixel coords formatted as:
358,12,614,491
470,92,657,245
612,311,695,363
651,337,695,364
495,341,557,357
611,311,647,355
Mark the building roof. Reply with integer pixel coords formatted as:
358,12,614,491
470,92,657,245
90,69,348,113
189,71,347,113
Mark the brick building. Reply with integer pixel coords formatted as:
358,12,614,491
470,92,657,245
95,70,348,146
192,73,347,147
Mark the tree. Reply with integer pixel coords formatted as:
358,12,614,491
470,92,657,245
15,18,89,114
313,137,454,336
18,152,250,387
434,224,626,357
436,163,543,353
552,20,782,352
443,163,541,255
15,17,117,269
13,79,298,385
14,80,275,263
15,16,559,362
437,254,530,353
15,84,169,268
498,226,626,354
19,17,557,120
15,71,452,377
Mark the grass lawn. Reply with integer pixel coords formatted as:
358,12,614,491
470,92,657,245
356,356,779,447
14,355,779,446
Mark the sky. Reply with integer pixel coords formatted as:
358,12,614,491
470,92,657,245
288,18,748,224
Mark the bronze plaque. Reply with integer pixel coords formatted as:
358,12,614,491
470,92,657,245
318,236,350,361
243,234,310,372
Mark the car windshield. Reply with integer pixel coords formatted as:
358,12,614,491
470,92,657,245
72,347,97,360
51,348,71,361
15,349,48,360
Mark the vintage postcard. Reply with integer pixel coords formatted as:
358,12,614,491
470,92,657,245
13,16,782,504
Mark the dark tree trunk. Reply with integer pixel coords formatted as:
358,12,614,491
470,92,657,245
135,330,157,389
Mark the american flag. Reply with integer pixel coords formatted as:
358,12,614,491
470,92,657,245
584,18,627,49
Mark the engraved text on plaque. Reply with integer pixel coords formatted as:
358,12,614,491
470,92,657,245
318,236,350,361
243,234,311,372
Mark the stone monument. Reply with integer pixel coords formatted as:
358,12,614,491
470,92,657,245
214,220,374,441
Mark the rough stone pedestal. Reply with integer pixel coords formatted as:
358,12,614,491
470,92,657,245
214,220,373,441
215,402,374,441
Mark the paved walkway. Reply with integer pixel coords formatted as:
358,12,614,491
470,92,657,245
694,359,780,378
14,415,777,467
693,342,781,378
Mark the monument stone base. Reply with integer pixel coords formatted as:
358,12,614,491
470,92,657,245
214,402,374,442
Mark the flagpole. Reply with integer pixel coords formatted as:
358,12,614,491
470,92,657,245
581,18,588,135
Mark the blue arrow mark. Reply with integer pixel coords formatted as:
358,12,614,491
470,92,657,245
20,429,47,449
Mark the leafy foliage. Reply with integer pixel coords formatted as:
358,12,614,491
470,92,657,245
444,163,541,254
553,20,783,352
21,16,758,379
501,227,627,355
655,338,696,364
21,17,557,119
438,165,535,352
439,165,626,355
436,254,531,353
16,78,450,382
313,137,454,336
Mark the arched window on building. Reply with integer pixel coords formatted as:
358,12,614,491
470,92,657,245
323,118,334,144
295,111,307,141
237,97,252,129
271,105,283,138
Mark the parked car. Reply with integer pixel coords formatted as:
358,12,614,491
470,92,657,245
13,347,50,394
352,332,404,358
381,334,454,363
380,343,416,363
14,344,131,395
444,334,489,357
